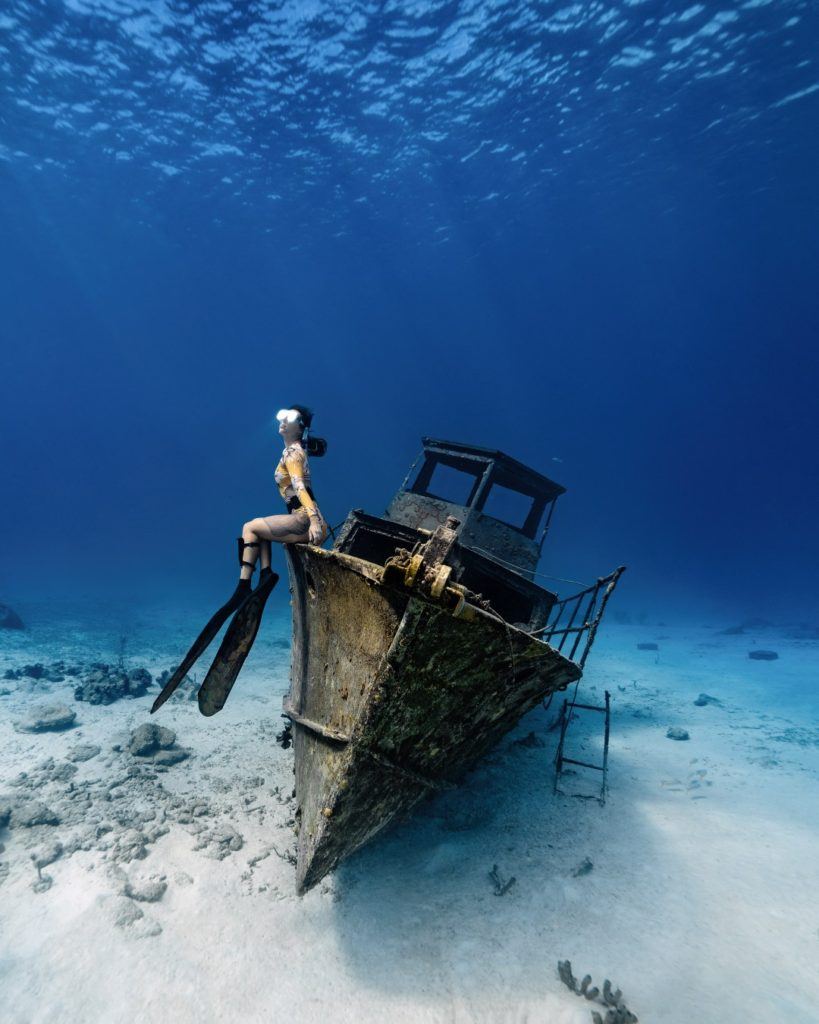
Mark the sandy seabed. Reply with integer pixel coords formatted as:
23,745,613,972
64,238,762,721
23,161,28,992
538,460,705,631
1,596,817,1024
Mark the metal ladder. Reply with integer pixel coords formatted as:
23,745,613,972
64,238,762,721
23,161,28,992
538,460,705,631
553,689,611,805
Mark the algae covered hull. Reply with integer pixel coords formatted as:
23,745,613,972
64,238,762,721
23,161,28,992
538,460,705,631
284,543,581,894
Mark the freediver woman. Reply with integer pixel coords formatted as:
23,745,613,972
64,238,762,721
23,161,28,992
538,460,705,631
151,404,328,716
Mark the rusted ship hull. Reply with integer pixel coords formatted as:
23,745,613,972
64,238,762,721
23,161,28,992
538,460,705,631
284,544,581,894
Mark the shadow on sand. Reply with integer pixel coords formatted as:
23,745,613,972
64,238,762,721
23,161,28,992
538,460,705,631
324,692,688,1011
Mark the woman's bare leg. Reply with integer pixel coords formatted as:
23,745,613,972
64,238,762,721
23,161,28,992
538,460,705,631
260,540,272,571
240,514,310,580
240,522,262,581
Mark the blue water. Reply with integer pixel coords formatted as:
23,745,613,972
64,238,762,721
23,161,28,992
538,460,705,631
1,0,818,623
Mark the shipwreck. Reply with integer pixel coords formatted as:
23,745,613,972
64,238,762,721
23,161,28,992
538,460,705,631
282,437,625,894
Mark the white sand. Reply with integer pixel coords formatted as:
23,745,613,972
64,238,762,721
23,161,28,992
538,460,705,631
1,601,817,1024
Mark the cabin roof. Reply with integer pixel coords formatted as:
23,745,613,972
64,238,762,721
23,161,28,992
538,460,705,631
420,436,566,500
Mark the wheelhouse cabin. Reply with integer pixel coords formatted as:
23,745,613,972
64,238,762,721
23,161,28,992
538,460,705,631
333,438,566,632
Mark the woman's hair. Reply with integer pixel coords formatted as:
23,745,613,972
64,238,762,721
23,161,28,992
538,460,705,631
289,403,327,457
288,404,313,429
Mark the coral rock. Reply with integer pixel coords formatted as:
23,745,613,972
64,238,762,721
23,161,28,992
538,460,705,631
13,704,77,733
152,748,189,766
127,723,177,757
111,829,150,863
0,603,25,630
124,877,167,903
192,824,243,860
113,896,145,928
13,801,61,828
67,744,101,762
30,841,63,869
74,664,153,704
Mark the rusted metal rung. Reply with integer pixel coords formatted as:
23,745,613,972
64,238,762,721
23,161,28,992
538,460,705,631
282,701,351,744
560,757,604,772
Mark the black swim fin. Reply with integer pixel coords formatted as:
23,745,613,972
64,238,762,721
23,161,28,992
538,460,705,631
150,539,254,714
197,569,279,717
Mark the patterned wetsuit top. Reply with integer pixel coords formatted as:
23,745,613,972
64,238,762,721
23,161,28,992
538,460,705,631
274,443,318,516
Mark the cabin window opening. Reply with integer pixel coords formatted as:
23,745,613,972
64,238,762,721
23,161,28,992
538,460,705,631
416,460,483,507
480,483,537,532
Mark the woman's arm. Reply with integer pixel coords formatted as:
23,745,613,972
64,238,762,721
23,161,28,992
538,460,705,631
284,450,319,516
284,450,326,543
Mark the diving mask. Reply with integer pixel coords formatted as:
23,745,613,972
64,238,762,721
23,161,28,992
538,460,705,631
276,408,301,425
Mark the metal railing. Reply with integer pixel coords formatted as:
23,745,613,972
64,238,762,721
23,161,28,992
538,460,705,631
532,566,626,668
